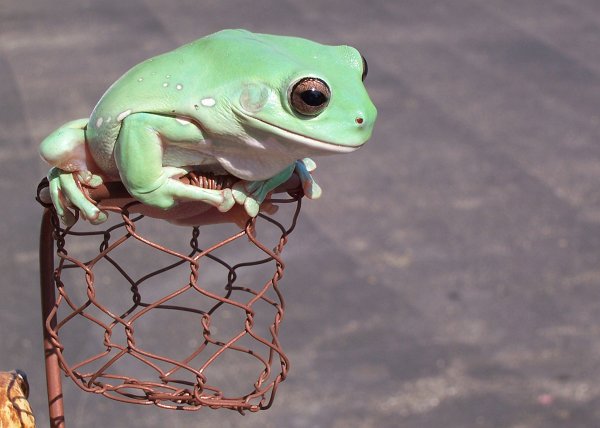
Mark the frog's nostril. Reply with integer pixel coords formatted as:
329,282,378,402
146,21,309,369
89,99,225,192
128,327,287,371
355,117,364,125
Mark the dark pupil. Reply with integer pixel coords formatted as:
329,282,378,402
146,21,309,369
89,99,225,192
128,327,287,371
301,89,327,106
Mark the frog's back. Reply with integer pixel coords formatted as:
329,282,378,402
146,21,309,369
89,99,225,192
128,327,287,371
85,35,217,175
84,29,339,175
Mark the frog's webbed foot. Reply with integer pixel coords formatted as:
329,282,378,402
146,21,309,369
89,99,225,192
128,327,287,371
76,170,104,188
231,164,291,217
232,181,266,218
47,167,107,226
231,159,321,217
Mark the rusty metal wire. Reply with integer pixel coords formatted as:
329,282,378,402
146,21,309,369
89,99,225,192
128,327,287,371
36,175,303,414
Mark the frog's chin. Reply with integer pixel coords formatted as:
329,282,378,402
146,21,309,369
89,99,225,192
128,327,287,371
242,114,363,155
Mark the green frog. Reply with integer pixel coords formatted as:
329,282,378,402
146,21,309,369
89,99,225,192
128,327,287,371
40,29,377,225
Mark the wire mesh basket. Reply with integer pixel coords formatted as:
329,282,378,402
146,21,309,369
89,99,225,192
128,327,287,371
37,173,303,421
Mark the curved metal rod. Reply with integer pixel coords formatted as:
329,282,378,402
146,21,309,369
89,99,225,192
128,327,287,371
40,209,66,428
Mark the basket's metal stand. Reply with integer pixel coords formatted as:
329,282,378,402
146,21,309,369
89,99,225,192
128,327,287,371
40,208,65,428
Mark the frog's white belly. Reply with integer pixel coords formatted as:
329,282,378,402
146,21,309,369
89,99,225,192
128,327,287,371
162,144,224,172
163,136,298,181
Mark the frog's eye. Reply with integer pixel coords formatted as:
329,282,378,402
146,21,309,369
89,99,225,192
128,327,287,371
361,55,369,81
290,77,331,117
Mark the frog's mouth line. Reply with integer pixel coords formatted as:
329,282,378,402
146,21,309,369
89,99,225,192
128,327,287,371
243,115,363,154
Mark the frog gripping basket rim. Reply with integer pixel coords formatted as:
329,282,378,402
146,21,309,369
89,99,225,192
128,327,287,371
37,173,303,421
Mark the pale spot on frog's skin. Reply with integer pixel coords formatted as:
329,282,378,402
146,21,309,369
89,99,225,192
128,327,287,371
137,77,144,82
106,116,112,123
201,98,216,107
166,74,171,79
176,84,183,90
240,83,269,113
96,117,103,127
175,117,192,125
245,135,267,149
117,109,132,122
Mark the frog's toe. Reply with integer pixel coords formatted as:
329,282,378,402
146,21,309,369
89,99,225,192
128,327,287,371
294,159,322,200
300,157,317,172
87,210,108,225
60,171,108,225
232,181,249,205
77,170,103,188
216,188,235,212
243,198,261,218
303,179,322,200
53,194,77,226
48,172,77,226
72,201,106,224
79,204,107,224
54,198,77,227
231,181,268,216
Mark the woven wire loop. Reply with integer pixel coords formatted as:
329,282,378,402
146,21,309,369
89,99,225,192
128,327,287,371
37,176,302,413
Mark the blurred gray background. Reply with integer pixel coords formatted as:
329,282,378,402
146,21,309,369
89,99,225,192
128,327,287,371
2,1,600,427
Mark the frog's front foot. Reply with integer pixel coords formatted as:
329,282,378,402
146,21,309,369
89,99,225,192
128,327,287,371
231,159,321,217
47,167,107,226
232,180,271,218
230,163,294,217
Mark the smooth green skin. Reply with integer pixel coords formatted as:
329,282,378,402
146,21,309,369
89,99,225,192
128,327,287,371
39,29,377,225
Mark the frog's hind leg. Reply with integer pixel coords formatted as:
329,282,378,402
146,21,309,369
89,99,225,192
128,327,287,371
41,118,106,225
40,118,90,171
40,117,104,199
